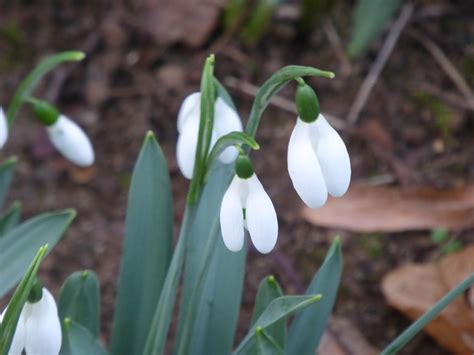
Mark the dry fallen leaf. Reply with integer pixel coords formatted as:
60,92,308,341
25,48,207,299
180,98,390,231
138,0,226,48
382,246,474,354
302,184,474,232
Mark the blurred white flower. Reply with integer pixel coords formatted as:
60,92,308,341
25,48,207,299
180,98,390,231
0,107,8,149
220,173,278,254
47,115,94,167
287,114,351,208
177,92,242,179
0,288,62,355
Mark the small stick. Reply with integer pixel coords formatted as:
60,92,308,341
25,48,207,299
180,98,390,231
407,29,474,110
321,17,352,77
346,3,414,124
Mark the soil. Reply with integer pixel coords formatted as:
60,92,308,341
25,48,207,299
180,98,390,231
1,1,474,354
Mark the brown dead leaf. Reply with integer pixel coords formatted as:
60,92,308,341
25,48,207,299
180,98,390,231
302,184,474,232
382,246,474,354
139,0,226,48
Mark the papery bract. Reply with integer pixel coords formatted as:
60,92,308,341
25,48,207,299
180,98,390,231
0,107,8,149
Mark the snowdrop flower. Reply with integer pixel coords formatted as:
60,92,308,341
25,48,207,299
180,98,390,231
220,154,278,254
0,107,8,149
0,288,62,355
46,115,95,167
288,83,351,208
177,92,243,179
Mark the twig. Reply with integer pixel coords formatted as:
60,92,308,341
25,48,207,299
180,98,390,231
414,83,474,111
347,3,414,124
407,29,474,111
223,76,347,131
321,17,352,77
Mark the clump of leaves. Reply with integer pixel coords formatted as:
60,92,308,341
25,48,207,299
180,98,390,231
430,228,464,256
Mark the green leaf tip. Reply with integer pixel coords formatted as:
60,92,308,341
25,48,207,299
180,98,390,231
81,270,89,279
333,235,342,245
69,51,86,61
145,130,156,141
207,53,215,65
312,294,323,301
267,275,276,285
64,317,71,327
255,326,264,335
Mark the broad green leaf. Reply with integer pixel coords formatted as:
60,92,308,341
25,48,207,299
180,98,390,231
0,210,76,298
348,0,402,58
251,276,285,348
61,320,107,355
6,51,85,127
235,295,322,353
382,273,474,354
111,132,173,355
0,201,21,236
58,271,100,337
255,328,284,355
241,0,278,45
0,157,16,210
0,245,47,354
286,237,343,355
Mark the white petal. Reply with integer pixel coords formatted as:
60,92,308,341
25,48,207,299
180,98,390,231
287,119,328,208
24,288,62,355
0,308,26,355
213,98,243,164
220,176,245,252
177,92,200,133
312,115,351,197
0,107,7,149
46,115,94,167
176,116,200,179
245,175,278,254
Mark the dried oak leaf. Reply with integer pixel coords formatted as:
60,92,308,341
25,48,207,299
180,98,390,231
302,184,474,232
382,246,474,354
139,0,226,48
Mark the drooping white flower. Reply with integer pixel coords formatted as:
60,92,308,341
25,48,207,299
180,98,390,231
0,309,25,355
220,174,278,254
177,92,243,179
0,288,62,355
0,107,8,149
288,114,351,208
47,115,94,167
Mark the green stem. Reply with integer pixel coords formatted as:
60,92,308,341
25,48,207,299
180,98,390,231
143,206,197,355
244,65,334,139
381,273,474,354
6,51,85,128
187,55,216,204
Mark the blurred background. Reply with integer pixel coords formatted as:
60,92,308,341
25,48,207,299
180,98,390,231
1,0,473,354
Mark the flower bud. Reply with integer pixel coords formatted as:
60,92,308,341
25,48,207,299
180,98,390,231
295,83,320,123
31,99,59,126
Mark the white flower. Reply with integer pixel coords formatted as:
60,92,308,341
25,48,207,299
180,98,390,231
47,115,94,167
287,114,351,208
177,92,243,179
0,107,8,149
0,288,62,355
220,174,278,254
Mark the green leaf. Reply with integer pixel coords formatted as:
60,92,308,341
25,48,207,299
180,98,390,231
251,276,285,349
0,245,47,354
58,271,100,337
430,228,448,244
0,157,17,210
6,51,85,127
111,132,173,355
235,295,322,353
241,0,278,45
255,328,284,355
382,273,474,354
0,210,76,298
61,320,108,355
348,0,402,58
0,201,21,236
286,237,343,355
175,163,246,355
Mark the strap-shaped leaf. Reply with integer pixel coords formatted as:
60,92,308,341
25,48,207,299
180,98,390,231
286,237,343,354
0,210,76,298
58,271,100,337
111,132,173,355
0,245,47,354
255,328,284,355
251,276,285,348
0,201,21,237
61,320,107,355
0,157,16,210
235,295,322,353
